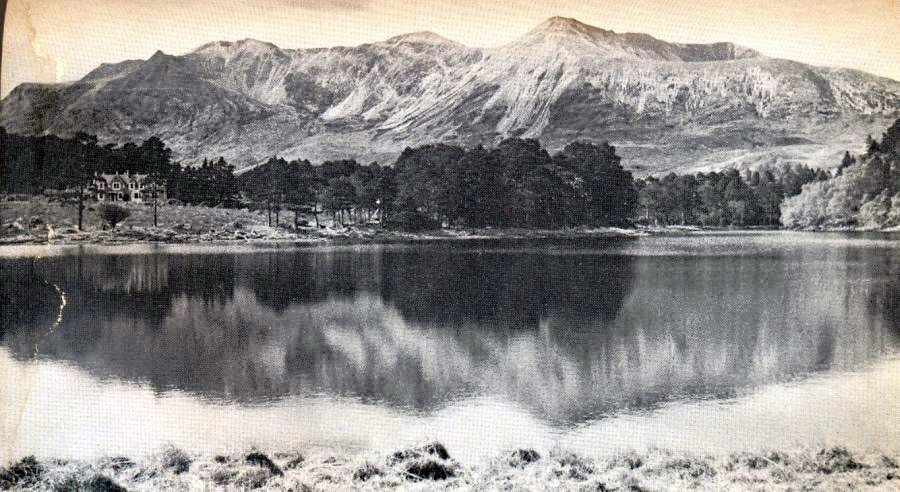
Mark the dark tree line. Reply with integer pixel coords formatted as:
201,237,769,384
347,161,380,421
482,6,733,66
238,157,398,227
169,157,239,207
635,165,829,227
0,127,401,228
391,139,636,228
5,124,861,231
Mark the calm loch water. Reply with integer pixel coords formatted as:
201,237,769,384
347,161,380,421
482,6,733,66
2,232,899,463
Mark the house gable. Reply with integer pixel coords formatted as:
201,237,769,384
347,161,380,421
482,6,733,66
91,171,165,203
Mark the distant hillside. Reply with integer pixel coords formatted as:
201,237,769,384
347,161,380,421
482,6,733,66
2,17,899,173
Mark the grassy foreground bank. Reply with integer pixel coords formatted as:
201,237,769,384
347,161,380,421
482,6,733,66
2,444,897,491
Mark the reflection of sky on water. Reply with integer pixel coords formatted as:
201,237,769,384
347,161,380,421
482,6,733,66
3,349,899,464
1,233,899,462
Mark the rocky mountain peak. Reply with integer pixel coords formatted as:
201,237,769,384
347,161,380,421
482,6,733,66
515,17,759,62
140,50,183,71
518,16,614,45
233,38,281,51
147,50,171,61
383,31,461,46
532,16,608,35
191,39,283,60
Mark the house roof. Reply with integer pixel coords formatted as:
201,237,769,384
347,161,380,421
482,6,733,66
93,172,165,189
95,173,151,185
96,172,148,180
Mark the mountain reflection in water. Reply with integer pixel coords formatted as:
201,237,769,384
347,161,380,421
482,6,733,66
1,235,899,425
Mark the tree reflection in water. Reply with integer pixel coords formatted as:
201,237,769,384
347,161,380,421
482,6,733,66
1,237,898,424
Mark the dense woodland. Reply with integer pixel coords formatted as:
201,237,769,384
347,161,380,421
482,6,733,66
634,166,829,227
0,130,637,230
781,120,900,229
2,119,899,230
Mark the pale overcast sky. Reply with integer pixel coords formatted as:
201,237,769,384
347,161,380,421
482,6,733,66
2,0,899,97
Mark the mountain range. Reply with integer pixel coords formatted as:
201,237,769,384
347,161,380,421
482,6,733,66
2,16,898,173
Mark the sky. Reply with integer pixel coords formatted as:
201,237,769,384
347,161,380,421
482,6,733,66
2,0,899,97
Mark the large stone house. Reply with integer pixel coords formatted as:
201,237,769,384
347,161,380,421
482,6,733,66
93,171,166,203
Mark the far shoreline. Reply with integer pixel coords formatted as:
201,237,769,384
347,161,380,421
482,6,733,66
0,225,659,248
3,199,898,249
3,225,899,249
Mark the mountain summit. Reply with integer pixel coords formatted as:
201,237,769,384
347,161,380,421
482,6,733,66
383,31,460,46
525,16,610,39
1,17,898,172
512,16,631,56
514,16,758,62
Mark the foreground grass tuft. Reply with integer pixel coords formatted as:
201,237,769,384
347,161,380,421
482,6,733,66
403,458,457,481
387,442,459,481
507,449,541,468
155,445,192,475
555,451,595,480
55,473,127,492
0,456,42,489
352,462,383,482
815,446,867,474
389,442,451,465
245,452,283,477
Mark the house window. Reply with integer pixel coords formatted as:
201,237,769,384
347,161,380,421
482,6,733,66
117,192,123,200
129,182,136,190
133,193,141,200
97,182,106,189
112,182,121,190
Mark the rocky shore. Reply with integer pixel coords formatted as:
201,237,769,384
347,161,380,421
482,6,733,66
2,444,897,491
